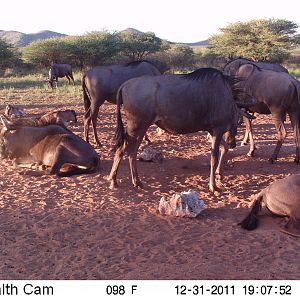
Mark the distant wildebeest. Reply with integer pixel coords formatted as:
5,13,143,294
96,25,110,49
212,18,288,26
4,104,26,118
0,115,99,176
239,174,300,237
226,63,300,163
6,109,77,129
108,68,254,193
82,60,161,147
48,63,75,88
224,58,289,150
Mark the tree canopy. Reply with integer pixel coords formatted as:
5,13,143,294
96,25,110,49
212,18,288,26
208,18,300,62
0,39,19,67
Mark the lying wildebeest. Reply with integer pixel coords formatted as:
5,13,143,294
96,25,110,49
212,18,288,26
108,68,254,193
4,104,26,118
5,109,77,129
239,174,300,237
224,58,289,150
0,115,99,176
48,63,75,88
82,60,161,147
227,63,300,162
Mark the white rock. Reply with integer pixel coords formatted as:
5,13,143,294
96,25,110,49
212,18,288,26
158,190,205,218
138,146,163,163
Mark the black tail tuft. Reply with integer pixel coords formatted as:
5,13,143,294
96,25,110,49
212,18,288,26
238,196,263,230
112,88,126,152
82,75,91,112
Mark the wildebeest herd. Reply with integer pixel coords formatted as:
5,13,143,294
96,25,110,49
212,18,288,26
1,59,300,237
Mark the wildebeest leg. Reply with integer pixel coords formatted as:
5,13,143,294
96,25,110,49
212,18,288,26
209,130,223,193
242,116,255,157
127,133,145,188
269,116,286,163
216,138,228,180
281,215,300,238
66,75,71,85
288,112,300,163
84,98,104,147
108,146,125,189
69,74,75,85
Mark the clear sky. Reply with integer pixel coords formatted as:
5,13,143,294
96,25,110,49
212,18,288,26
1,0,299,43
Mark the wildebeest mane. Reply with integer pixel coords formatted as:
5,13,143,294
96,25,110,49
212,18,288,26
182,68,223,81
125,60,152,67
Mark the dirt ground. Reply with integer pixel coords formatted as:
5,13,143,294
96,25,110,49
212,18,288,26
0,102,300,280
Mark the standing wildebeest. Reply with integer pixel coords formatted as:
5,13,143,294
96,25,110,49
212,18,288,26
223,58,289,75
0,116,99,176
239,174,300,237
223,59,290,155
108,68,254,193
226,63,300,162
48,63,75,88
82,60,161,147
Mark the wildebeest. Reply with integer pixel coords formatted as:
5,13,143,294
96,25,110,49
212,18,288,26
5,109,77,129
82,60,161,146
38,109,77,127
239,174,300,237
223,58,289,75
227,63,300,162
4,104,26,118
108,68,254,193
224,58,289,150
0,116,99,176
48,63,75,88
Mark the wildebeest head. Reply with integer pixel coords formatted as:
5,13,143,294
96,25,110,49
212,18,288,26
4,104,26,118
0,115,18,159
223,107,256,149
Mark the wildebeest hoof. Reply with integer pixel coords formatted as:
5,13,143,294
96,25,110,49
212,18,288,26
216,173,222,181
241,141,248,146
134,181,144,189
247,151,254,157
268,157,276,164
109,180,118,189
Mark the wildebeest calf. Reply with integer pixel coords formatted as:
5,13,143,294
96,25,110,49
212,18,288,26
0,116,99,176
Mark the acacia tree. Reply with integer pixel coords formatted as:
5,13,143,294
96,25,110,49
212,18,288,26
0,39,19,67
209,18,300,61
120,31,163,60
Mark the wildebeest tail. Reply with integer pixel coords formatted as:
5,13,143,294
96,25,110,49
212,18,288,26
238,194,263,230
113,88,126,152
82,75,91,112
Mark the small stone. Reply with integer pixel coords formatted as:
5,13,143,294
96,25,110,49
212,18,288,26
158,189,205,218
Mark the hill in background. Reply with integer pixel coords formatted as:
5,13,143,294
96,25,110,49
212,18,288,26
0,30,66,47
0,28,208,48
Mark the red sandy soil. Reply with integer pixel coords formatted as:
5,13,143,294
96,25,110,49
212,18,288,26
0,102,300,280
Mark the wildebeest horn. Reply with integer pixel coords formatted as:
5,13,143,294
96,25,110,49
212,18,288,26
0,114,14,129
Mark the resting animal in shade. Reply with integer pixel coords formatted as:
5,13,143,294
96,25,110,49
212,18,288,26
239,174,300,237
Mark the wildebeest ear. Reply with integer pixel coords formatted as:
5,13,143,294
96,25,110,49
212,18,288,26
0,114,14,130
